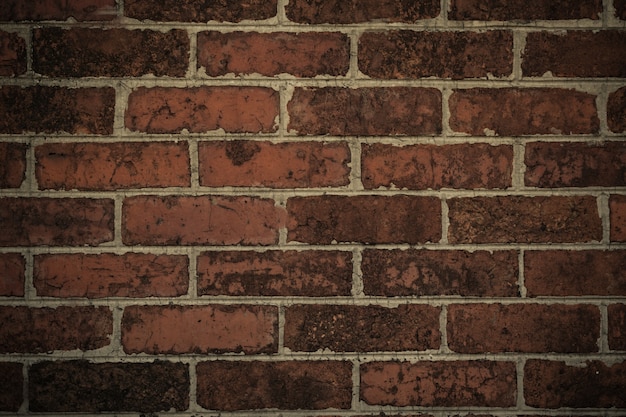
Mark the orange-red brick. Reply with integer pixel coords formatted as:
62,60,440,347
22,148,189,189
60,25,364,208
0,142,26,188
0,30,26,76
0,253,24,297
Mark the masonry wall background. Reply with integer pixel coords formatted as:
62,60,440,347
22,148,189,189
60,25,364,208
1,0,626,415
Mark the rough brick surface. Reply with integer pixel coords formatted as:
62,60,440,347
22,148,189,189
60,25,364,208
608,86,626,133
287,195,441,244
125,0,276,22
196,361,352,410
0,362,22,411
0,0,116,21
525,250,626,296
33,28,189,77
0,253,24,297
29,360,189,412
34,253,189,298
0,86,115,134
449,0,601,20
286,0,439,23
0,30,26,76
0,142,26,188
361,249,519,297
449,88,599,135
359,30,512,79
617,0,626,19
362,143,512,190
524,360,626,408
448,196,601,243
288,87,441,136
198,31,349,77
122,305,277,354
0,198,114,246
611,195,626,242
360,361,516,407
197,250,352,296
0,306,112,353
199,141,350,188
609,304,626,350
36,142,190,190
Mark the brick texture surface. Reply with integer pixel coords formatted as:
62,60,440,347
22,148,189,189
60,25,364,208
611,194,626,242
609,304,626,350
0,253,24,297
0,142,26,188
608,86,626,133
449,0,601,20
124,0,276,22
0,0,117,21
0,30,26,76
0,362,22,412
285,0,440,23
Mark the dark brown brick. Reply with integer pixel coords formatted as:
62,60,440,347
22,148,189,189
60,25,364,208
361,360,516,407
125,0,276,22
0,253,24,297
0,362,22,411
33,28,189,77
0,142,26,188
611,194,626,242
197,250,352,296
449,0,601,20
617,0,626,19
608,86,626,133
0,30,26,76
197,361,352,410
359,30,512,79
609,304,626,350
362,249,519,297
448,196,601,244
288,87,442,136
287,195,441,244
286,0,439,23
524,359,626,408
29,360,188,412
0,0,116,21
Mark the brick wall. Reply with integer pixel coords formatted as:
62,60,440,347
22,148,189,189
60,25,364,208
0,0,625,415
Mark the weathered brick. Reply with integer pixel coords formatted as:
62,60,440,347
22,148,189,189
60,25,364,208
34,253,189,298
0,306,112,353
361,249,519,297
617,0,626,19
123,195,284,246
360,360,516,407
362,143,512,190
36,142,190,190
288,87,441,136
126,87,278,134
524,359,626,408
0,253,24,296
609,304,626,350
0,30,26,76
286,0,439,23
525,141,626,187
29,360,188,412
197,250,352,296
199,141,350,188
0,362,22,411
608,86,626,133
525,250,626,296
448,196,601,243
197,361,352,410
523,31,626,78
122,305,277,354
449,88,599,135
0,142,26,188
0,86,115,134
0,0,116,21
125,0,276,22
0,198,114,246
611,194,626,242
359,30,512,79
287,195,441,244
449,0,601,20
285,304,440,352
198,31,349,77
33,28,189,77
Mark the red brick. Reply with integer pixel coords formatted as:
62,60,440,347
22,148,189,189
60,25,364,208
359,30,512,79
448,304,599,353
122,304,277,354
34,253,189,298
608,86,626,133
287,195,441,244
29,360,188,412
0,306,111,353
0,30,26,76
0,142,26,188
448,196,601,243
0,362,22,411
286,0,439,23
33,28,189,77
126,87,278,134
198,31,349,77
524,359,626,408
523,31,626,78
360,360,516,407
36,142,190,190
361,249,519,297
609,304,626,350
525,250,626,296
199,141,350,188
125,0,276,22
0,0,116,21
362,143,512,190
449,0,601,20
449,88,599,135
197,361,352,410
122,195,284,246
288,87,441,136
611,194,626,242
525,141,626,187
0,253,24,297
0,198,114,247
285,304,440,352
0,86,115,134
197,250,352,296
